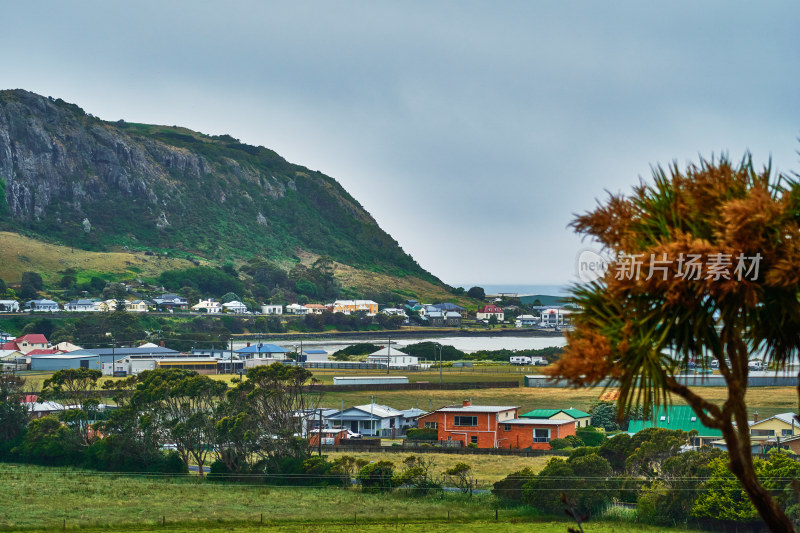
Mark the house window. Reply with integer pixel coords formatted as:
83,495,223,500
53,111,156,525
454,416,478,427
470,436,478,444
425,422,438,429
504,424,511,431
533,428,550,443
752,429,775,437
782,429,794,437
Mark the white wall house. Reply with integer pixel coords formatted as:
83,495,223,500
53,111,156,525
286,303,309,315
261,304,283,315
365,347,420,368
192,299,222,313
0,300,20,313
223,300,249,314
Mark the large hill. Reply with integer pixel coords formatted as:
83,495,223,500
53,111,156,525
0,90,450,299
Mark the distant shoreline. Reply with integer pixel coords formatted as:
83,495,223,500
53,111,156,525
235,327,565,342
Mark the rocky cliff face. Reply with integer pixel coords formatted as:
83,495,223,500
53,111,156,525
0,90,424,276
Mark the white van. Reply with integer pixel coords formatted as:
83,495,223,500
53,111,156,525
748,360,763,371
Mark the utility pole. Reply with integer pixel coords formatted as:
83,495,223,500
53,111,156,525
438,345,443,385
318,408,323,456
370,395,374,437
386,334,391,374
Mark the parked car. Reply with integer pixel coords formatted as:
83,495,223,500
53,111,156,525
748,360,763,371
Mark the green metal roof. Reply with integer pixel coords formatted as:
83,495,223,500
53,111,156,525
627,405,722,437
521,408,590,420
563,408,591,418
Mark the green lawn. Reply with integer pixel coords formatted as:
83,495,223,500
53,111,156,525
0,464,702,533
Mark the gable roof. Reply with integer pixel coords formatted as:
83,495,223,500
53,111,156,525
334,404,403,419
479,304,503,313
236,343,289,354
750,412,799,427
433,405,519,414
25,349,63,356
17,334,49,345
627,405,722,437
521,408,590,419
368,347,408,357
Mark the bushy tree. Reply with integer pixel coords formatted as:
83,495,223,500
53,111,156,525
20,271,43,299
0,373,28,458
524,454,615,518
358,460,395,493
545,155,800,531
576,426,605,447
14,416,82,465
637,447,723,526
492,467,536,503
467,286,485,300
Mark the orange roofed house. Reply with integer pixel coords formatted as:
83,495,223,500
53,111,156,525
417,400,576,450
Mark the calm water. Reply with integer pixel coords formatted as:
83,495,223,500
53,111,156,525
239,335,566,354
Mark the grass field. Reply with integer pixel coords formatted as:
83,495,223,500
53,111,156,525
21,366,798,421
317,385,798,421
324,451,552,487
0,464,700,533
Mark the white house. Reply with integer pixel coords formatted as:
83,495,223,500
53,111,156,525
326,404,405,437
64,299,97,312
515,314,538,327
223,300,249,314
540,307,572,326
382,307,408,318
192,299,222,313
286,303,309,315
261,304,283,315
0,300,20,313
476,304,504,322
27,299,60,312
366,347,420,368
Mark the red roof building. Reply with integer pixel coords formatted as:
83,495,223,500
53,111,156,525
1,334,49,354
476,305,504,322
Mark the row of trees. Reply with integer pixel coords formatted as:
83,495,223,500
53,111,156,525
493,427,800,528
0,365,320,476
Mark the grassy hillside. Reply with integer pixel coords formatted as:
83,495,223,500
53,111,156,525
0,231,195,285
0,231,466,304
0,90,444,292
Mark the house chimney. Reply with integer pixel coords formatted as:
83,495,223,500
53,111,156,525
463,399,471,407
247,342,251,347
160,340,165,347
754,411,759,423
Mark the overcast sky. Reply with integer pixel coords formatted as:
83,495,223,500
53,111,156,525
2,2,798,287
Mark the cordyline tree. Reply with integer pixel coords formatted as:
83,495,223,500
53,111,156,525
547,154,800,532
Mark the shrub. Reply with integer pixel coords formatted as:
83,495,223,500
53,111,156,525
406,428,438,440
524,454,615,518
358,461,395,493
576,426,605,447
549,438,571,450
492,467,536,503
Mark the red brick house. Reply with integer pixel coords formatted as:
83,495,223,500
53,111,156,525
416,400,519,448
496,418,576,449
417,400,577,449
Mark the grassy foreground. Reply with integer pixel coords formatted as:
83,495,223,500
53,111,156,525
0,464,700,533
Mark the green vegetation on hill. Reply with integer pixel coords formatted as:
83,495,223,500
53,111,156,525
0,90,439,286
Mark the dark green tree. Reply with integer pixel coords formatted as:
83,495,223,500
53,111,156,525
467,286,485,300
20,271,43,299
0,373,28,458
